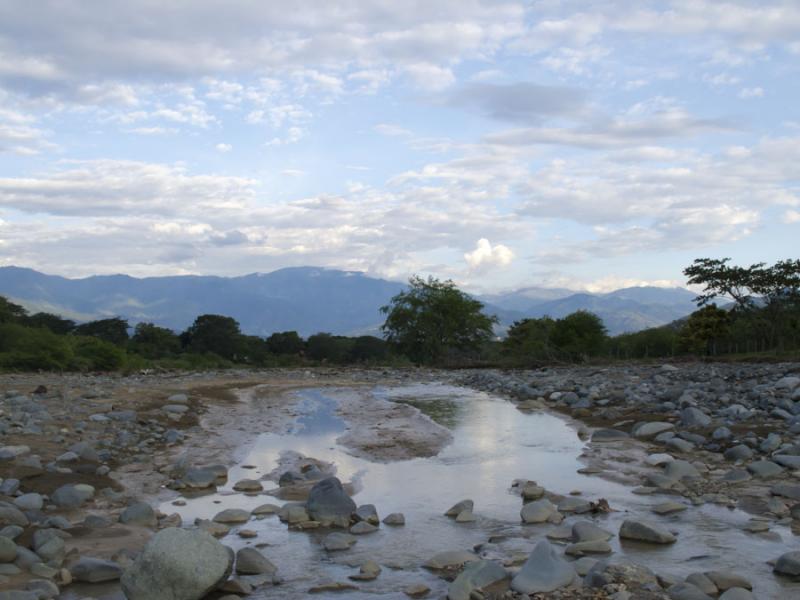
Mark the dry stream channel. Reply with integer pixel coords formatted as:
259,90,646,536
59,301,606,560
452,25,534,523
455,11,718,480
69,382,799,599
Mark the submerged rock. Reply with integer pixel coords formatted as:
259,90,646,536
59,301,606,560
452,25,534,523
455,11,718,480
619,519,676,544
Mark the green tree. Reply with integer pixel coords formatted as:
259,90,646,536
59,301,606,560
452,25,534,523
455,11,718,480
502,317,557,362
380,276,498,364
23,312,76,335
74,317,129,345
0,297,27,323
0,322,72,370
306,332,353,363
130,322,181,359
266,330,305,355
181,314,243,360
678,304,730,355
70,336,126,371
550,310,608,361
349,335,390,363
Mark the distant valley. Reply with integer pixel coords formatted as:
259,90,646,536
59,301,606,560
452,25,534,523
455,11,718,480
0,266,698,336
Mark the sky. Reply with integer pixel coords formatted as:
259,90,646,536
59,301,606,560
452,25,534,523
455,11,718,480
0,0,798,293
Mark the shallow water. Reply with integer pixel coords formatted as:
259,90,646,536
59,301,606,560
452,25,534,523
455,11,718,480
74,383,800,598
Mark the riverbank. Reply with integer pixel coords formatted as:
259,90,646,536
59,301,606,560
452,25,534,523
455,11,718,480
0,363,797,598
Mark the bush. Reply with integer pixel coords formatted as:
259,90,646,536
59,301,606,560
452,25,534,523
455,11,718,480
0,323,72,370
69,336,126,371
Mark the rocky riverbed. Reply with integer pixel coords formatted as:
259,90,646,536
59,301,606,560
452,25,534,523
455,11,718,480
0,363,797,599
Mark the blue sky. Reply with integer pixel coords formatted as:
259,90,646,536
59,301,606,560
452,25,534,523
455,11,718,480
0,0,798,292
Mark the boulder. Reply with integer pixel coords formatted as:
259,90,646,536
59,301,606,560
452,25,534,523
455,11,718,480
633,422,674,439
520,499,560,524
773,550,800,577
235,547,276,575
424,550,479,571
681,407,711,428
667,582,713,600
323,532,357,551
591,429,629,442
51,484,94,508
619,519,676,544
232,479,263,493
382,513,405,526
444,499,473,517
511,540,575,594
448,560,509,600
306,477,356,527
119,502,157,527
120,527,233,600
71,557,123,582
213,509,250,524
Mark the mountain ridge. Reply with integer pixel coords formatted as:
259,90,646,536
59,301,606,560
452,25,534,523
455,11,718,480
0,266,697,336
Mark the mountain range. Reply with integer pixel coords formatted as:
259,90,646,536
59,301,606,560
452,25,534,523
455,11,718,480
0,266,698,337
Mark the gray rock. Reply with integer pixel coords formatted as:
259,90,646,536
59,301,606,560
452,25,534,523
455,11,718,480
681,407,711,428
213,508,250,524
619,519,676,544
520,499,560,524
591,429,629,442
444,499,473,517
119,502,157,527
724,444,754,462
664,459,700,480
183,468,217,489
71,557,123,582
712,427,732,440
354,504,379,525
666,437,695,453
232,479,263,492
121,527,233,600
0,592,38,600
705,570,751,591
0,536,17,562
382,512,405,526
51,483,94,508
424,550,479,570
773,550,800,577
0,506,28,528
746,460,783,479
772,455,800,469
685,573,717,596
235,547,276,575
633,422,675,439
12,494,43,512
511,540,575,594
306,477,356,527
557,497,591,513
718,589,753,600
323,532,357,551
448,560,509,600
350,521,378,534
349,559,381,581
571,521,613,543
771,483,800,501
667,582,713,600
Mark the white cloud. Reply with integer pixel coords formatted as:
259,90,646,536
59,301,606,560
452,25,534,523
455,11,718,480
738,86,764,99
215,143,232,153
783,210,800,224
403,63,456,91
464,238,514,271
374,123,413,137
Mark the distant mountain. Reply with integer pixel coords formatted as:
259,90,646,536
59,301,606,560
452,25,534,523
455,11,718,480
0,266,697,337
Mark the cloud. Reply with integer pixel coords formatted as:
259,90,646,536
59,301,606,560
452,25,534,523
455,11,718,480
374,123,413,137
0,108,55,154
738,86,764,99
447,81,587,123
215,143,232,153
403,63,456,90
784,209,800,224
464,238,514,271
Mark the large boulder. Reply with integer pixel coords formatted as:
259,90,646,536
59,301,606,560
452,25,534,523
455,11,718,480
511,540,575,594
306,477,356,527
120,527,233,600
448,560,509,600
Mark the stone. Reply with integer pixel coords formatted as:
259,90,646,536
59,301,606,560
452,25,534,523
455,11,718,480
591,429,629,442
349,560,381,581
12,494,43,512
746,460,783,479
70,557,123,582
251,503,280,516
444,499,473,517
354,504,379,525
771,483,800,501
306,477,356,526
51,484,94,508
718,589,753,600
323,532,357,551
564,540,613,555
232,479,263,492
448,560,509,600
619,519,676,544
235,547,276,575
571,521,613,543
773,550,800,577
382,512,405,526
521,482,545,500
772,455,800,469
520,499,560,524
455,509,476,522
685,573,717,596
511,540,575,594
557,497,591,513
423,550,479,570
705,570,751,591
681,407,711,428
0,507,28,528
645,453,674,466
121,527,233,600
724,444,754,462
652,501,688,515
183,468,217,489
404,584,430,598
633,422,675,439
0,537,16,563
664,459,700,480
213,508,250,524
667,582,714,600
350,521,378,534
0,592,37,600
119,502,157,527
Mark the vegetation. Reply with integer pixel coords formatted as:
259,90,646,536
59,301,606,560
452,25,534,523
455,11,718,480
380,276,498,365
1,258,796,372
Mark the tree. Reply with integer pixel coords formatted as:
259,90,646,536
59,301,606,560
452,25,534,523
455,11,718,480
266,331,305,355
684,258,760,311
349,335,390,363
0,296,27,323
678,304,730,355
181,314,243,360
502,317,557,362
550,310,608,360
74,317,129,346
380,276,498,364
23,312,76,335
306,332,353,363
130,322,181,359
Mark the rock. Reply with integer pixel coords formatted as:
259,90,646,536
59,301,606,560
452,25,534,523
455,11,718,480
277,503,309,524
681,407,711,428
51,484,94,508
168,393,189,404
619,519,676,544
564,540,613,556
448,559,509,600
183,468,217,489
771,483,800,501
0,592,37,600
251,503,280,516
12,494,43,512
571,521,612,543
772,455,800,469
213,509,250,524
308,582,358,594
354,504,379,525
773,550,800,577
521,482,545,500
0,537,17,563
645,453,674,466
667,437,695,453
685,573,717,596
667,582,714,600
591,429,629,442
455,509,476,522
705,570,751,591
232,479,263,492
424,550,479,571
306,477,356,527
633,422,674,439
26,580,59,599
724,445,754,462
0,507,27,528
196,519,230,538
323,532,357,551
520,499,560,524
652,501,688,515
349,560,381,581
511,540,575,594
746,460,783,478
235,547,276,575
557,497,591,513
350,521,378,534
119,502,157,527
404,584,430,598
664,459,700,480
382,512,405,526
445,499,473,517
70,557,123,582
121,527,233,600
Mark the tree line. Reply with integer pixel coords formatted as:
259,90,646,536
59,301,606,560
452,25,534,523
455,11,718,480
0,257,797,371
